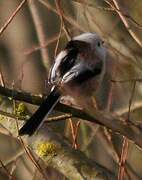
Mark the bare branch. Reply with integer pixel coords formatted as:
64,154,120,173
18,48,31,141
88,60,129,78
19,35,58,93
0,0,27,36
27,125,115,179
38,0,85,32
105,0,142,48
0,86,142,149
28,0,50,69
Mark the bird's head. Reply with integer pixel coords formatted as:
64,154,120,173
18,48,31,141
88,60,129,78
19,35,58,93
73,32,107,61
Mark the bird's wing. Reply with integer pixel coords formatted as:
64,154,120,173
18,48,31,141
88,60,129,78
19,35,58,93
48,40,90,85
62,60,103,84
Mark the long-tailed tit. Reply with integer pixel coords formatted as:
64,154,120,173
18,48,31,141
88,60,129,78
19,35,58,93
19,32,107,136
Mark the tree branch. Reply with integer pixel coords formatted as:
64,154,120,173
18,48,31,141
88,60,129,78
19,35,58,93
0,85,142,149
0,85,115,179
27,125,115,179
28,0,50,69
0,0,27,36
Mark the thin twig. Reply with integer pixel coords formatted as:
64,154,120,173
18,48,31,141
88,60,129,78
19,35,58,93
55,0,71,40
73,0,142,30
72,0,114,11
107,0,142,47
28,0,50,69
0,86,142,148
24,31,67,56
0,159,16,180
19,137,48,180
68,118,80,149
118,138,129,180
38,0,85,32
25,0,86,56
54,0,64,57
24,27,76,56
104,0,142,29
73,120,80,149
0,109,72,123
9,159,17,180
46,114,72,122
102,64,121,163
69,118,78,149
0,0,27,36
118,81,136,180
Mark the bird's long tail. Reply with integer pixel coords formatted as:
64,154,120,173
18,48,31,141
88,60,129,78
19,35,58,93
19,86,61,136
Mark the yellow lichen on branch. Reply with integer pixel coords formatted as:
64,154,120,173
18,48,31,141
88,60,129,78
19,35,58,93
37,142,59,158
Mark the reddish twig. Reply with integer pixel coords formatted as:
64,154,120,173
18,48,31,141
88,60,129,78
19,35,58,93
14,110,47,180
118,138,129,180
0,0,27,36
72,0,114,11
28,0,49,69
72,0,142,31
118,81,136,180
24,31,67,56
106,0,142,47
69,118,80,149
0,159,16,180
19,137,48,180
54,0,64,57
38,0,85,32
104,0,142,29
73,121,81,149
55,0,71,40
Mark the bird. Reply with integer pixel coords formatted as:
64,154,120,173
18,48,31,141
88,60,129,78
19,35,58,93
19,32,107,136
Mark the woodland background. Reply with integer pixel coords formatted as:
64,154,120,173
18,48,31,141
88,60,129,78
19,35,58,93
0,0,142,179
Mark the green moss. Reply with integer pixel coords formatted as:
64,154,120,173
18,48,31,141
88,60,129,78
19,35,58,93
37,142,59,158
15,103,27,116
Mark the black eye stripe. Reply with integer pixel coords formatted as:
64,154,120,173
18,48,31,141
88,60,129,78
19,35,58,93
97,41,104,47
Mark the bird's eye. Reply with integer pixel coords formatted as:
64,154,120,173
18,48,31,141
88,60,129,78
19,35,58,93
97,41,101,47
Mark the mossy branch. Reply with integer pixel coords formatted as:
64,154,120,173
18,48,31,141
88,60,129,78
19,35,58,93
28,125,115,179
0,85,116,179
